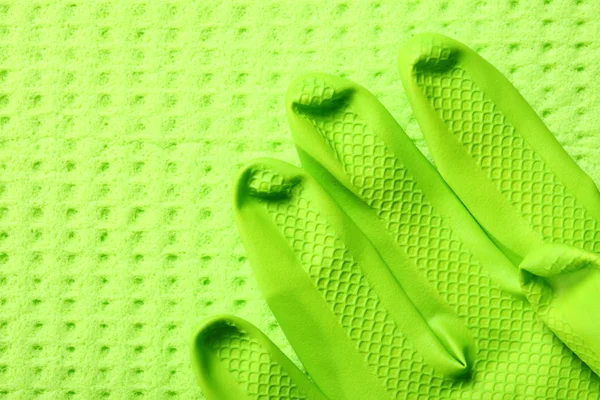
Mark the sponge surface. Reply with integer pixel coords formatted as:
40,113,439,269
1,1,600,399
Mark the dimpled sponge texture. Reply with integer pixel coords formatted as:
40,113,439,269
1,1,600,399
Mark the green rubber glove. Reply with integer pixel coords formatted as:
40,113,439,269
192,155,476,400
398,32,600,378
192,314,328,400
191,65,600,398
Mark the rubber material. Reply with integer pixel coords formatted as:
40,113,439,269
232,158,474,400
398,32,600,262
285,72,521,298
191,314,327,400
398,32,600,379
520,244,600,377
283,72,600,397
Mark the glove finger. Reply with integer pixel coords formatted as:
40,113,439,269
284,71,600,396
285,72,520,297
519,243,600,377
234,158,473,400
397,32,600,263
191,314,327,400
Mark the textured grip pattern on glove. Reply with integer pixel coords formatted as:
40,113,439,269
248,168,297,199
520,244,600,378
204,319,306,400
414,63,600,253
290,77,600,398
249,165,438,398
294,77,513,319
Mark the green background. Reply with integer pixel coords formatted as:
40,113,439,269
1,0,599,398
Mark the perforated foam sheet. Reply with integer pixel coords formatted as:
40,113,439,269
1,1,600,399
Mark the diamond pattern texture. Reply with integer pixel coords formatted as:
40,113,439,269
414,65,600,253
292,79,600,398
248,168,296,198
520,246,600,379
204,321,305,400
253,168,438,398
